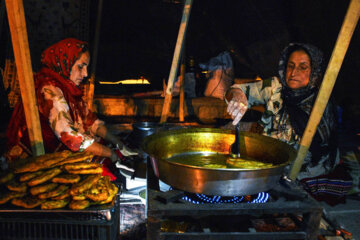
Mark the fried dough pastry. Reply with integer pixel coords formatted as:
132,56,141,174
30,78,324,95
70,174,101,195
0,191,26,204
7,180,28,192
63,162,101,171
14,151,72,173
11,196,45,208
84,176,110,201
38,185,69,199
52,152,94,167
0,172,14,184
19,171,45,182
72,194,86,200
67,167,103,175
96,182,118,205
51,190,71,200
52,174,81,184
30,183,58,196
14,162,42,174
69,200,91,210
41,198,70,210
27,168,62,187
33,151,72,164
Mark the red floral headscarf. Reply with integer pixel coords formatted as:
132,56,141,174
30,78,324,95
40,38,88,79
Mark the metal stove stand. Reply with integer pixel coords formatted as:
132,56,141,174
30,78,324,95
146,162,323,240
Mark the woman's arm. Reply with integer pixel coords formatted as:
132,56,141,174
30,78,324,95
94,123,138,157
226,77,282,125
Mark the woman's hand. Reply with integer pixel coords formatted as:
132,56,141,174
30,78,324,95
110,150,135,172
225,88,249,125
118,144,139,157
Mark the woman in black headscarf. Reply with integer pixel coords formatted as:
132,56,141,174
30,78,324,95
226,43,339,179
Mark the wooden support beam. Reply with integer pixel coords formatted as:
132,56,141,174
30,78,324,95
179,58,186,122
160,0,192,123
5,0,44,156
86,0,103,111
289,0,360,180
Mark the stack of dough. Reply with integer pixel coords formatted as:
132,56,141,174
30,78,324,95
0,151,118,210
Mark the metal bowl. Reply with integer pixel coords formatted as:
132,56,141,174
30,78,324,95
142,128,296,196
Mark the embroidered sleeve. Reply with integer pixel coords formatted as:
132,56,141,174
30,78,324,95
41,85,94,151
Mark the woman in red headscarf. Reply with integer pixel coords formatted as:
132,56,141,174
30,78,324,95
6,38,135,177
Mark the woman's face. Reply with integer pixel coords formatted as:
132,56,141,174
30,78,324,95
285,50,311,89
69,51,90,86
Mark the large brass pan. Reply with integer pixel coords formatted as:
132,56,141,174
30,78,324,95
142,128,296,196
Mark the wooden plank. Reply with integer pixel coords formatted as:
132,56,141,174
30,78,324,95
5,0,44,156
179,59,186,122
289,0,360,180
160,0,193,123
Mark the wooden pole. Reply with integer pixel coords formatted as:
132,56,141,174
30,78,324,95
5,0,44,156
160,0,192,123
86,0,103,111
179,57,186,122
289,0,360,180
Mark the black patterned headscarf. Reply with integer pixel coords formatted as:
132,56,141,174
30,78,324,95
279,43,337,166
279,43,324,97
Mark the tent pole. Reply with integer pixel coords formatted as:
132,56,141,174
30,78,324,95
86,0,103,111
179,55,186,122
289,0,360,180
5,0,44,156
160,0,192,123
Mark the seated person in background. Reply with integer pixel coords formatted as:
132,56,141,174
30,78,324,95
5,38,136,178
226,43,339,180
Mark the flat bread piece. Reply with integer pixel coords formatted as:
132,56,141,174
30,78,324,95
84,176,110,201
6,180,28,192
52,152,94,167
38,185,69,199
63,162,101,171
70,174,101,195
95,182,118,205
67,167,103,175
30,183,58,196
19,171,44,182
27,168,62,186
72,194,87,200
51,190,71,200
0,191,26,204
41,198,70,210
11,196,45,208
69,200,91,210
52,174,81,184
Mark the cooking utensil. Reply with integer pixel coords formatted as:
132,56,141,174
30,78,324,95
142,128,296,196
231,122,241,158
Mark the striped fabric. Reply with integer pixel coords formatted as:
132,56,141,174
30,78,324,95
301,164,352,206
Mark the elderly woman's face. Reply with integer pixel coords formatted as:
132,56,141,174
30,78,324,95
70,51,90,86
286,50,311,89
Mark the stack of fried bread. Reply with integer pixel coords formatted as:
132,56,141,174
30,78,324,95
0,151,118,210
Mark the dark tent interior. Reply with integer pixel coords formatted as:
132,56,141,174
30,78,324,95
1,0,359,123
0,1,360,239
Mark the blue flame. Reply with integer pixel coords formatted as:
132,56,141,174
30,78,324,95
182,192,269,204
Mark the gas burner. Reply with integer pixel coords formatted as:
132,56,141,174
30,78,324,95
182,192,269,204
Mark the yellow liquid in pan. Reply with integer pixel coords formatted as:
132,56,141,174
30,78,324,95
166,152,274,169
